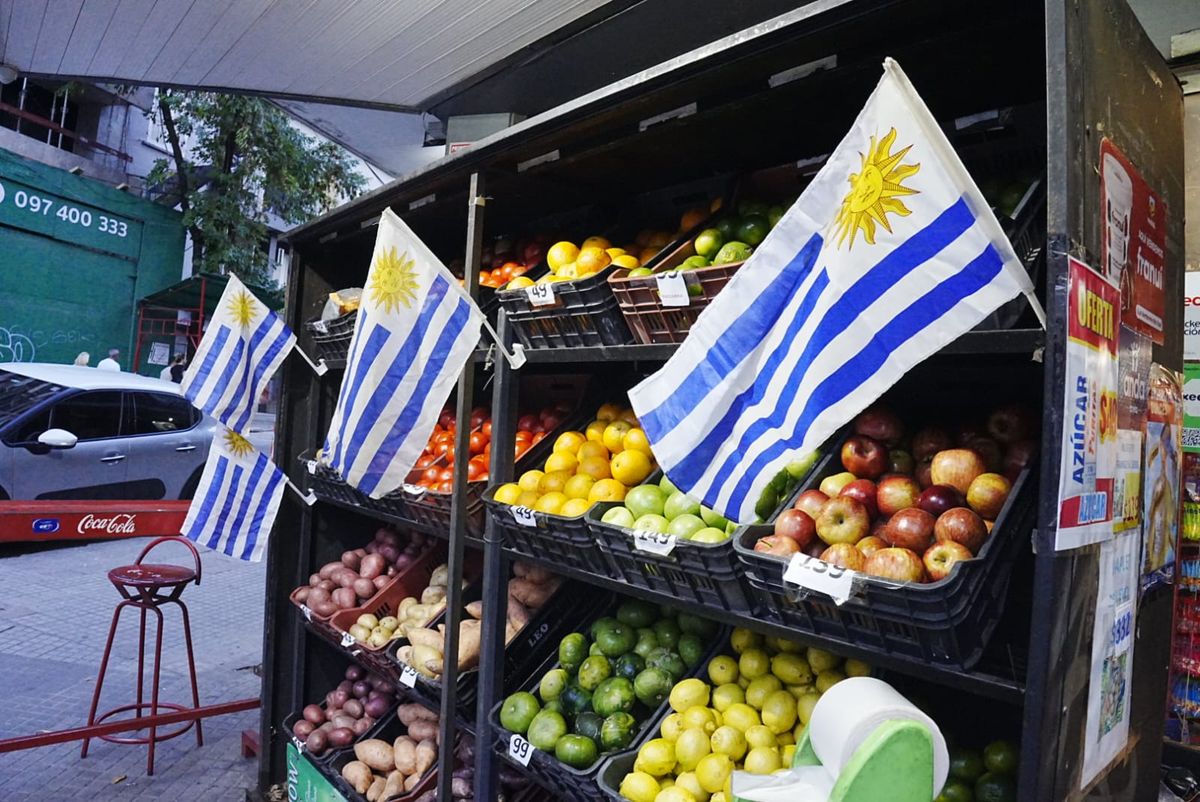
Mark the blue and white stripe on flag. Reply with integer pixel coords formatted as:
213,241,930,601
180,274,295,435
181,428,286,562
322,209,484,499
629,58,1044,524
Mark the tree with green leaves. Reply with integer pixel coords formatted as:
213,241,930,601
150,91,366,295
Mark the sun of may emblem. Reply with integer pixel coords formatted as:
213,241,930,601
369,247,420,313
223,429,254,458
228,289,259,328
834,128,920,249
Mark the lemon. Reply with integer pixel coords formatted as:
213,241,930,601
806,647,840,673
710,794,728,802
588,478,627,503
534,492,567,514
516,490,541,507
720,703,760,733
761,690,798,733
767,636,803,654
674,772,709,802
560,497,591,517
797,692,821,725
770,653,813,686
744,746,782,775
669,679,710,713
775,731,795,746
707,655,739,686
681,706,719,735
544,451,579,474
577,246,612,274
738,649,770,680
745,675,783,709
711,683,744,712
506,276,535,290
793,722,806,743
815,669,846,694
781,744,796,766
660,712,685,742
518,470,544,492
844,658,872,677
493,483,522,505
786,684,813,700
538,469,572,494
675,727,712,771
577,441,610,461
578,456,614,481
613,254,641,269
547,241,580,270
737,675,751,690
586,420,608,441
745,724,776,750
730,628,763,655
620,771,661,802
695,753,733,794
607,247,627,257
583,235,612,251
623,427,654,456
603,421,633,453
612,450,654,487
709,725,747,761
554,431,587,453
619,408,641,426
635,738,677,777
563,473,596,500
654,788,696,802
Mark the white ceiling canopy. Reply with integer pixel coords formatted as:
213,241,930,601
0,0,613,111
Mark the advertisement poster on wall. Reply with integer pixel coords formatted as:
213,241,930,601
1142,364,1182,592
1100,138,1166,345
1184,362,1200,454
1186,273,1200,361
1057,257,1120,551
1114,328,1152,533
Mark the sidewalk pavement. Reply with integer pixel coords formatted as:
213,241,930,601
0,537,266,800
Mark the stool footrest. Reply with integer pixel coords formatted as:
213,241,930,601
94,703,197,745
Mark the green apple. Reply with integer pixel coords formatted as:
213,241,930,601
689,527,728,544
601,506,636,528
625,485,666,519
666,514,706,539
659,475,680,496
632,514,669,534
663,491,702,520
699,506,729,530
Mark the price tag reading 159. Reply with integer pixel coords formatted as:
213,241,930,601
783,553,859,605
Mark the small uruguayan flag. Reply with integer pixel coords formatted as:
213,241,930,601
182,428,286,562
323,209,484,499
181,274,295,435
630,59,1044,523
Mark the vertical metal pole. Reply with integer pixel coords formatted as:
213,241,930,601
15,78,27,135
437,172,486,800
46,91,56,145
475,308,517,801
57,89,68,149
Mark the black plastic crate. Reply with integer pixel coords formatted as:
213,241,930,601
733,448,1035,669
281,696,396,768
596,749,640,802
496,265,633,349
323,710,440,802
485,484,613,575
305,310,357,364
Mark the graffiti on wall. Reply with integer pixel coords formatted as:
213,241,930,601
0,325,98,363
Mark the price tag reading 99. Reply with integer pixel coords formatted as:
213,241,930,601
508,734,536,766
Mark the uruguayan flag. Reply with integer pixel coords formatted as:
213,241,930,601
630,59,1044,524
323,209,484,499
182,428,286,562
181,274,295,434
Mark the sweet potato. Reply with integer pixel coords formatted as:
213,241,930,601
406,627,444,652
505,597,529,629
465,600,484,620
404,772,422,792
458,619,482,669
393,735,417,775
508,579,554,608
407,719,438,743
382,771,405,799
354,739,395,772
342,761,373,795
415,739,436,775
398,703,439,723
366,775,386,802
522,564,556,584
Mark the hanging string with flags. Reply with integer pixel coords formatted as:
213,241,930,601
630,58,1046,525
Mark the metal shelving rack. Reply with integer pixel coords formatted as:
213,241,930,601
258,1,1185,800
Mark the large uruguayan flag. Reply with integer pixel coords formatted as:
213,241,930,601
323,209,484,499
182,428,286,562
181,274,295,434
630,59,1043,524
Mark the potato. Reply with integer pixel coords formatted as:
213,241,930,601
328,727,355,748
309,572,323,586
398,597,418,617
319,561,343,579
332,587,358,609
312,600,338,617
458,620,482,670
366,775,386,802
394,735,417,775
379,616,400,632
368,630,389,649
303,704,326,725
383,770,405,799
508,579,553,608
506,598,529,629
306,587,330,605
406,628,444,652
341,760,373,795
410,645,442,678
343,698,364,719
354,739,395,772
373,575,390,590
292,719,314,738
331,713,356,730
430,564,449,587
341,550,362,570
335,569,359,589
354,578,376,599
415,739,436,775
360,553,386,580
404,772,422,792
465,601,483,620
294,586,311,603
317,579,336,592
352,717,372,736
398,703,439,723
407,719,437,743
305,729,328,755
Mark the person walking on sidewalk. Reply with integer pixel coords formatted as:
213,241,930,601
169,354,187,383
97,348,121,371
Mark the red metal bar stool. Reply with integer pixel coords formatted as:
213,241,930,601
81,536,204,775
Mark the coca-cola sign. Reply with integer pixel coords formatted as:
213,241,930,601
76,513,137,535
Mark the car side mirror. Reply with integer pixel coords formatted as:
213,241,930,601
37,428,78,449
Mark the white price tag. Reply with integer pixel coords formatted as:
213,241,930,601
783,553,860,605
655,271,690,307
312,320,329,334
510,506,537,527
340,631,356,648
525,283,556,307
508,733,536,766
300,604,313,622
306,460,317,475
633,530,677,556
292,735,305,750
399,664,419,688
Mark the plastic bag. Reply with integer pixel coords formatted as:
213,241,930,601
322,288,363,320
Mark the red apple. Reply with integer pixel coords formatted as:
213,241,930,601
930,449,987,495
917,484,966,517
815,497,871,545
923,540,974,581
915,458,934,488
775,509,817,549
954,422,987,446
876,474,922,517
966,473,1012,520
856,535,887,556
964,436,1003,472
912,427,954,462
863,548,926,582
794,490,830,520
819,472,857,498
881,508,935,552
1003,440,1038,481
821,543,866,571
803,540,827,558
889,449,915,475
839,479,879,519
841,436,889,479
516,414,539,432
987,403,1036,444
754,534,801,558
933,507,988,554
853,406,905,446
870,517,890,538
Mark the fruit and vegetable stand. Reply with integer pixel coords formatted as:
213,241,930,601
257,1,1185,801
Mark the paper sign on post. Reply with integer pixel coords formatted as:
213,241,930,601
510,506,537,527
656,272,690,307
508,734,536,766
633,530,677,556
525,283,556,307
783,554,859,605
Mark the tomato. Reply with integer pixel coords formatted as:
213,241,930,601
515,429,533,443
445,444,456,463
470,406,489,428
467,460,486,481
438,468,454,483
517,414,539,432
532,431,546,444
515,443,528,459
469,431,488,455
436,480,454,493
482,421,493,438
416,454,434,470
422,466,441,484
438,409,455,429
433,441,450,457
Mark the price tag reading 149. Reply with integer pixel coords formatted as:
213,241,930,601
525,283,556,307
508,734,535,766
633,530,677,556
783,553,859,605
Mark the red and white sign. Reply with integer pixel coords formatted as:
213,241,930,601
0,500,188,544
1100,138,1167,344
77,513,138,535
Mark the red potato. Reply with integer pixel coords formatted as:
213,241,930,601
354,578,376,599
293,587,311,603
317,579,336,592
292,719,314,738
372,576,389,590
332,587,358,608
360,554,386,580
309,573,322,586
341,550,362,570
319,561,343,579
312,600,338,617
303,704,326,725
335,569,359,589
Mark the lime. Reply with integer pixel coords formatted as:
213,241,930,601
667,514,707,539
806,647,840,672
711,683,744,712
721,703,761,733
526,709,567,751
694,228,724,258
635,737,677,777
646,647,687,681
578,655,613,690
767,205,786,227
695,752,734,793
654,620,682,649
983,741,1018,775
620,771,661,802
593,677,636,717
675,727,712,771
499,691,540,734
745,675,783,709
710,725,748,761
738,200,768,217
744,746,782,775
713,241,752,265
601,711,638,751
680,706,719,735
627,267,654,278
678,613,717,638
616,599,659,629
660,712,685,742
559,684,593,717
678,633,705,667
730,628,762,655
949,747,986,782
602,506,636,528
555,734,598,769
935,779,975,802
797,692,820,725
771,653,813,686
664,491,702,520
614,653,647,680
762,690,798,733
699,506,729,530
975,772,1017,802
745,725,776,750
669,678,711,713
689,527,727,544
625,486,667,520
681,255,710,270
590,617,620,640
674,771,708,802
635,628,660,659
597,622,638,657
739,649,771,680
707,655,739,686
736,215,770,246
540,668,569,701
634,667,674,707
559,633,589,670
591,642,606,656
714,217,738,241
815,669,845,693
633,513,670,534
574,711,603,744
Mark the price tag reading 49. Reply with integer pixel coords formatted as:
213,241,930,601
510,506,537,527
525,283,556,307
783,553,859,605
508,734,535,766
633,530,677,556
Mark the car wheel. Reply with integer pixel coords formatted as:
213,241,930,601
180,467,204,500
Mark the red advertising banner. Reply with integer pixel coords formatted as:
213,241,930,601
1100,138,1167,344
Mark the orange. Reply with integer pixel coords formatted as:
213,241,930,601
538,470,573,494
586,420,608,442
612,450,654,486
516,490,541,508
560,498,591,518
534,492,568,514
576,441,611,462
557,263,580,280
547,241,580,270
640,246,661,265
606,247,627,258
564,474,596,500
603,421,633,454
518,470,544,492
554,431,587,453
622,427,653,457
680,206,708,232
493,483,523,505
544,451,579,474
578,456,613,481
576,246,612,275
589,479,628,504
634,229,656,247
647,231,672,249
582,236,612,251
595,403,622,422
